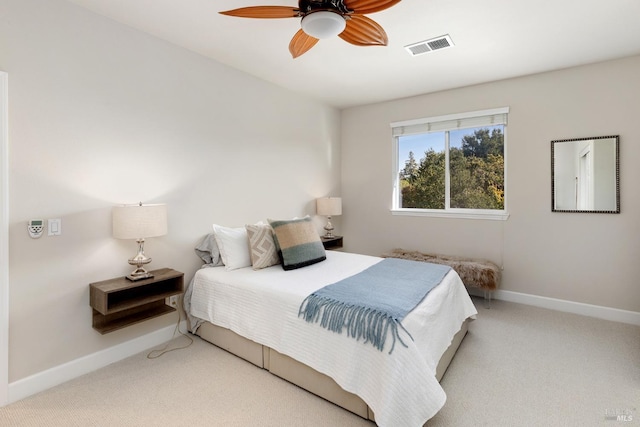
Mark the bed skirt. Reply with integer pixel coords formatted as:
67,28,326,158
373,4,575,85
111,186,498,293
195,318,471,421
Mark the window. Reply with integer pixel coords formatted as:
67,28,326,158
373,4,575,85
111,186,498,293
391,108,509,220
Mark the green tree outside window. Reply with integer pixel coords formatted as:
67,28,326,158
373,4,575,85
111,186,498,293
399,127,504,210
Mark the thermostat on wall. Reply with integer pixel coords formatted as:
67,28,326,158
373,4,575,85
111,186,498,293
28,219,44,239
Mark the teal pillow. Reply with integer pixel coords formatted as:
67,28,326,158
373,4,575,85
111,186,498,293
269,217,326,271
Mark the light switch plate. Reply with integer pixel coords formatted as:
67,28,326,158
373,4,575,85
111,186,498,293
48,218,62,236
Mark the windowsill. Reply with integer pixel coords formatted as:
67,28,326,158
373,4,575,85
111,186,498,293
391,208,510,221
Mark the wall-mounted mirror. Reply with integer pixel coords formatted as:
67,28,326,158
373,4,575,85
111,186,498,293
552,135,619,213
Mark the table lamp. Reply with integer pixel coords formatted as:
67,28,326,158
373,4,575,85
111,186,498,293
112,203,167,281
316,197,342,238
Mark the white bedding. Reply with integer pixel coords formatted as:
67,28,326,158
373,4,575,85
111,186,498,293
188,251,477,427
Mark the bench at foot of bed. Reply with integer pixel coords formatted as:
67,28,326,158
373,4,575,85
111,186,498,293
383,248,501,308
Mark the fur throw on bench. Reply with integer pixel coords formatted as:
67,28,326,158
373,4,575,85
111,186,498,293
382,249,501,291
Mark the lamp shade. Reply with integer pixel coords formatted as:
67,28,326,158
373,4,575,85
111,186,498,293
301,11,346,39
316,197,342,216
112,203,167,239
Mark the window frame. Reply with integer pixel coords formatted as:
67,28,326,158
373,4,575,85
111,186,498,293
391,107,510,221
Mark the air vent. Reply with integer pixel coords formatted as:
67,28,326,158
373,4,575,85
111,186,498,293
404,35,454,56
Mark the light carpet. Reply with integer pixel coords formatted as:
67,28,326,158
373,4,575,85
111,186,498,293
0,297,638,426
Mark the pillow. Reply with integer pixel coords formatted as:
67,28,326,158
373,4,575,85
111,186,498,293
194,233,224,267
245,224,280,270
212,224,252,270
268,217,326,271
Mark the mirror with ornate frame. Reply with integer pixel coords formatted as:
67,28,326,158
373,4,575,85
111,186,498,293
551,135,619,213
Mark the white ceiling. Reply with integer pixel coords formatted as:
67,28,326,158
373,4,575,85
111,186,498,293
64,0,640,109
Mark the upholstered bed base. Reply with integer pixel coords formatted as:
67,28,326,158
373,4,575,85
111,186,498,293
195,319,470,421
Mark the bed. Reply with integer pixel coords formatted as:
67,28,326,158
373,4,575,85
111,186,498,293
185,247,477,427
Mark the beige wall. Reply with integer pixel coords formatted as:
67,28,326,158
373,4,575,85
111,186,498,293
1,0,340,382
341,56,640,313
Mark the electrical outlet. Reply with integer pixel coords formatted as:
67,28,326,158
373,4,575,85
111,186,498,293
166,295,179,308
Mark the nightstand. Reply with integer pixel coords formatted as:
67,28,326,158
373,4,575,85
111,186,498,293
321,235,343,250
89,268,184,334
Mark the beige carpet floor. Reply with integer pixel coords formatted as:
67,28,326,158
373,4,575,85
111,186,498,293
0,296,638,426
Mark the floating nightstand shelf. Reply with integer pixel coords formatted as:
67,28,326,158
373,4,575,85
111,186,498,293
321,235,343,250
89,268,184,334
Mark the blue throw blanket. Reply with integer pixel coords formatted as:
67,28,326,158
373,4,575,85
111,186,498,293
299,258,451,353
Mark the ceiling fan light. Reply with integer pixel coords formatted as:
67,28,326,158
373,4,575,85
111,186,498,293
301,11,346,39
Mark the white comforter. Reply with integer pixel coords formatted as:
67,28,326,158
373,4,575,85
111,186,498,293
188,251,477,427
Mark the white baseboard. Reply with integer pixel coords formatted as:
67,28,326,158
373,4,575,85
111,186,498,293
8,321,187,404
468,288,640,326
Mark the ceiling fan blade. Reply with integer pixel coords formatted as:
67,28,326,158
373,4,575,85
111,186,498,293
219,6,299,19
343,0,401,15
339,15,388,46
289,29,319,58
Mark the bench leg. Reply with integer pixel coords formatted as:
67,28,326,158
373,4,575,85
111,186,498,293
483,290,492,309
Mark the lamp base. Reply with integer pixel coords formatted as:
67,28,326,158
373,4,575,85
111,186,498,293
126,267,154,281
125,238,154,281
323,216,335,238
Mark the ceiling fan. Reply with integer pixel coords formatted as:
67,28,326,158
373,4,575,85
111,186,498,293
220,0,402,58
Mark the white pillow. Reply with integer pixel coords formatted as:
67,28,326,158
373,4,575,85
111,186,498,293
212,224,251,270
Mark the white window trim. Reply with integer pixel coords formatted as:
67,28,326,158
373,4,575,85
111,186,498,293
391,208,509,221
391,107,510,221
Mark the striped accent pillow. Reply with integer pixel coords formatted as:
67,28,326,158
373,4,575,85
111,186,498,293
269,217,326,271
245,224,280,270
